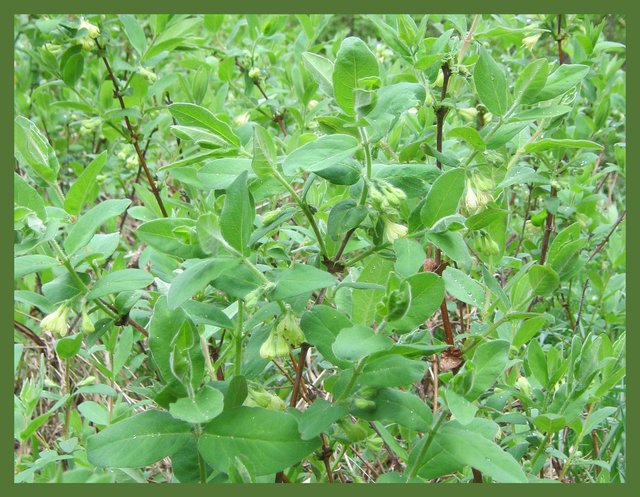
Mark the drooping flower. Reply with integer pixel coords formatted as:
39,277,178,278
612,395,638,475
259,327,290,360
277,311,305,348
40,304,70,337
522,33,542,50
81,305,95,334
464,178,479,211
383,217,408,243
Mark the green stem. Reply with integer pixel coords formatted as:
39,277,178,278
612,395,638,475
234,300,244,377
559,403,595,480
406,410,448,479
336,360,366,402
358,127,372,206
530,432,552,473
271,168,328,257
50,239,117,319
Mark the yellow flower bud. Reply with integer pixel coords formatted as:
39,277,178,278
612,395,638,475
459,107,479,122
138,66,157,84
248,67,261,79
79,17,100,39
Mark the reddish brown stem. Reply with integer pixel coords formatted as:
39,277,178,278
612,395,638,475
440,301,454,346
289,343,310,407
95,39,167,217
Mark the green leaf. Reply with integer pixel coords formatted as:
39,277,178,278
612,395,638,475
55,334,83,360
415,421,527,483
442,267,485,309
169,386,224,424
251,125,276,177
359,355,427,388
87,269,153,300
14,116,59,185
296,399,348,440
119,15,147,56
448,126,486,151
527,339,549,388
515,58,549,104
420,168,466,228
464,339,510,401
65,199,131,256
366,82,426,138
149,297,187,383
332,325,393,361
168,103,239,148
167,258,240,310
513,316,547,348
181,300,232,329
485,122,527,149
466,208,508,230
87,410,192,468
352,256,395,325
528,265,560,296
511,105,571,121
220,170,254,255
300,305,352,369
533,413,566,433
14,255,59,279
393,238,425,278
351,388,432,432
198,407,321,476
282,134,359,177
63,152,108,216
426,231,472,268
327,200,368,241
137,218,206,259
497,165,550,189
390,272,444,332
302,51,334,96
525,138,602,153
473,46,508,115
198,158,253,190
224,375,248,410
15,173,47,220
443,389,478,425
61,48,84,87
269,263,338,301
332,37,379,116
534,64,590,102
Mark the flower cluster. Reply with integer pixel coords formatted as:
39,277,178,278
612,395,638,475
259,310,305,360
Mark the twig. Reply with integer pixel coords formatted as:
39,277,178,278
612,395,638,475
538,186,557,266
575,279,590,331
586,210,626,263
513,185,533,257
440,301,454,346
435,63,452,170
94,39,167,217
14,320,47,348
289,343,310,407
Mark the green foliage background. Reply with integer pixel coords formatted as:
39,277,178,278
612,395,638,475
14,14,625,484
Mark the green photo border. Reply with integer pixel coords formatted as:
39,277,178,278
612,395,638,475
5,2,634,495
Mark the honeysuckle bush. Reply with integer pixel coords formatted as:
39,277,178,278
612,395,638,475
14,14,626,484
